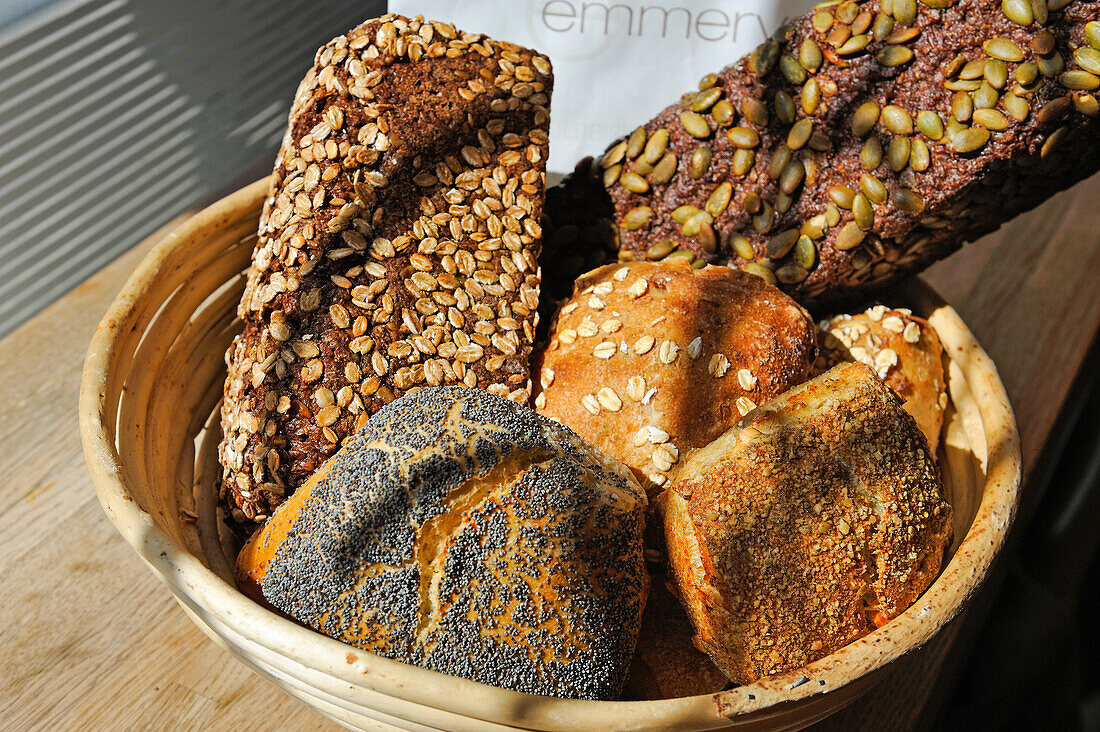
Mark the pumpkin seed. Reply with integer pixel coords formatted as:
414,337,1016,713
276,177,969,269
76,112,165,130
973,108,1009,130
853,194,875,230
813,10,834,33
974,82,1000,110
1041,125,1068,158
917,110,945,140
1073,92,1099,116
1038,52,1064,78
699,73,718,90
603,164,622,188
749,39,780,76
742,192,762,215
861,137,884,169
706,182,733,217
1047,0,1072,9
878,45,914,66
800,38,824,71
742,98,769,126
601,140,627,168
808,130,832,151
893,0,917,24
1032,30,1056,56
1076,48,1100,76
921,0,952,7
780,159,807,194
882,105,914,134
837,1,859,23
712,99,735,126
945,79,983,91
665,248,694,262
753,201,775,232
622,206,653,231
888,137,911,171
838,34,871,55
829,185,857,208
689,147,713,179
860,173,888,203
1016,62,1039,86
1004,93,1030,120
1062,70,1100,91
776,191,793,215
646,240,675,259
825,202,842,227
852,102,881,137
943,53,966,78
691,87,722,112
681,111,712,138
633,159,654,176
673,205,702,223
1087,21,1100,51
788,118,813,150
1001,0,1033,26
769,144,792,179
626,127,647,159
874,12,895,40
802,214,828,239
948,126,990,153
795,235,817,269
727,126,760,148
767,228,801,258
909,138,931,171
946,117,967,138
952,91,974,121
731,233,756,259
698,223,717,253
984,37,1024,62
775,262,809,284
886,25,920,44
643,129,669,164
892,188,925,213
802,79,822,115
985,59,1009,89
682,212,711,236
959,59,987,80
619,171,649,193
780,55,807,85
774,90,797,124
650,152,678,184
742,262,777,285
731,148,756,176
835,222,867,250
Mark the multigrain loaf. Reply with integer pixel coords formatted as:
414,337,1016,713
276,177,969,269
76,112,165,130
219,15,553,528
533,260,817,494
662,362,952,684
814,304,948,452
237,386,648,700
542,0,1100,306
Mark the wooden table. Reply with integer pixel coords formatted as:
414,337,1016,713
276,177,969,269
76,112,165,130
2,174,1098,731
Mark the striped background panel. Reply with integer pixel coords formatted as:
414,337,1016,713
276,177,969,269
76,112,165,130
0,0,386,337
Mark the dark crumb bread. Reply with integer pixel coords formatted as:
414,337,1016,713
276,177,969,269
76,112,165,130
814,305,948,452
533,260,817,494
220,14,553,528
662,362,952,684
542,0,1100,306
237,386,648,700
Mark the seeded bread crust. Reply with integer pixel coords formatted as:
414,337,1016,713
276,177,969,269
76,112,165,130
236,386,648,700
532,261,817,495
813,305,947,453
662,362,952,684
542,0,1100,307
219,15,553,528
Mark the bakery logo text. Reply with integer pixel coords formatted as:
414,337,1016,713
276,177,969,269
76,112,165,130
539,1,769,42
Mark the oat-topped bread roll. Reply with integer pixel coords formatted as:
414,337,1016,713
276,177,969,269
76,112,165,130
543,0,1100,305
815,305,948,452
533,260,816,494
662,362,952,684
237,386,648,700
219,15,553,528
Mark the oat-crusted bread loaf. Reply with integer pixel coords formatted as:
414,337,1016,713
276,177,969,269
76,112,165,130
542,0,1100,305
219,15,553,528
814,304,947,452
237,386,648,700
662,362,952,684
533,260,817,494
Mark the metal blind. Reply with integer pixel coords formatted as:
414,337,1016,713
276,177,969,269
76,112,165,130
0,0,384,337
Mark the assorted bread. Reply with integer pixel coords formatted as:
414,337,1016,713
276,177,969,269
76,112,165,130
212,2,1076,702
237,386,648,699
542,0,1100,305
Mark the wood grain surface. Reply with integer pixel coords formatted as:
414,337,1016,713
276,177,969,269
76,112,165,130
2,173,1099,732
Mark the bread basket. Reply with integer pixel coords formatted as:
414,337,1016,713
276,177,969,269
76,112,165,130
79,178,1021,731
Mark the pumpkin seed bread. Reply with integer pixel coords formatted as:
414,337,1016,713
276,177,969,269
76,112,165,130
219,15,553,529
533,260,817,495
814,304,948,452
237,386,648,700
542,0,1100,306
662,362,952,684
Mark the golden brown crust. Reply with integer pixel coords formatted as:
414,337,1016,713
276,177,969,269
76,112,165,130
533,261,816,494
663,362,952,684
814,305,947,452
218,14,554,529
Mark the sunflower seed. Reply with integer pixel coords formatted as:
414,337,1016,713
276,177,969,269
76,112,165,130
878,45,914,66
1001,0,1033,25
887,137,911,171
788,118,813,150
623,206,653,230
860,173,888,203
835,222,866,250
861,137,884,169
892,188,925,212
852,102,881,137
706,182,733,217
882,105,914,134
1062,71,1100,91
731,148,756,176
984,37,1024,62
909,138,931,171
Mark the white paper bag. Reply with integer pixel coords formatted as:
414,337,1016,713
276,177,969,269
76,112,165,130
389,0,814,174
